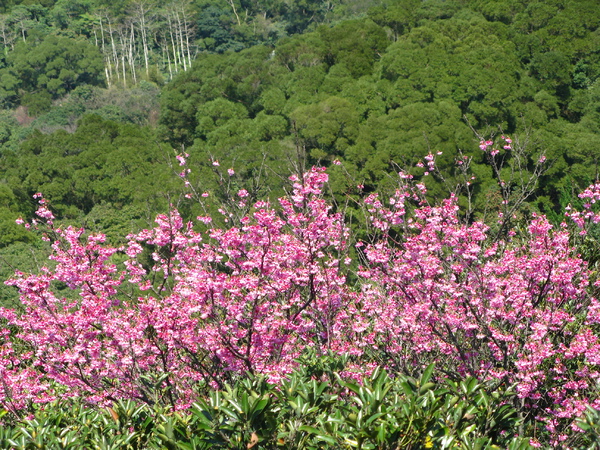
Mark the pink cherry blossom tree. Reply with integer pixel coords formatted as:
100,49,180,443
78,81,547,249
353,184,600,441
1,146,600,443
1,168,352,409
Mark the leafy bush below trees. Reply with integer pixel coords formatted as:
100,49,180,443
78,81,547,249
0,366,536,449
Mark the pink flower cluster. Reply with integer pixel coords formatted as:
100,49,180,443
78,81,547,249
357,193,600,433
1,167,600,440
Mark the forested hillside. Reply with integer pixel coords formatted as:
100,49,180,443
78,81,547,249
0,0,598,226
0,0,596,301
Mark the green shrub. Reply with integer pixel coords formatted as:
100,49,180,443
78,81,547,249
0,359,538,449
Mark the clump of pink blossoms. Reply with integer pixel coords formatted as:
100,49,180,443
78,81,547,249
1,165,600,442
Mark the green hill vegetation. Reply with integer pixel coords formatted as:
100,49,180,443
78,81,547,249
0,0,598,230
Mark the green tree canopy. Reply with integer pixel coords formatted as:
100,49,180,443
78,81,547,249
0,33,103,109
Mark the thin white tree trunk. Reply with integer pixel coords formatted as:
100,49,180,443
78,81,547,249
167,13,179,72
134,1,150,78
165,36,173,79
108,18,120,83
129,22,137,84
99,17,113,86
182,6,192,67
175,9,187,71
119,30,127,87
227,0,241,26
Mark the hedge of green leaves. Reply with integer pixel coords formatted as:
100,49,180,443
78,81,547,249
1,355,585,449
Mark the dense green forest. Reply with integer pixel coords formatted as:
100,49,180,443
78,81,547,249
0,0,599,294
